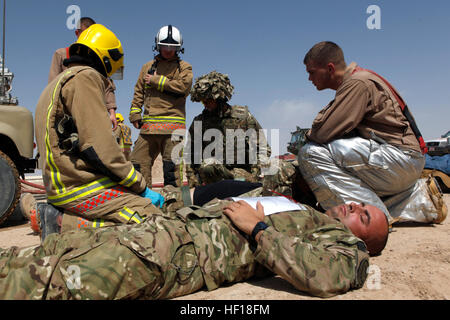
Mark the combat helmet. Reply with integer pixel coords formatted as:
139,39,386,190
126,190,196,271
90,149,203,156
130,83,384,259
190,71,234,102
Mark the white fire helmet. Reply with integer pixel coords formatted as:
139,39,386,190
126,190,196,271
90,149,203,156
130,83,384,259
154,25,184,53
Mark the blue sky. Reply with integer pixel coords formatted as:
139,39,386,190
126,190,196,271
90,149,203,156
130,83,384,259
3,0,450,155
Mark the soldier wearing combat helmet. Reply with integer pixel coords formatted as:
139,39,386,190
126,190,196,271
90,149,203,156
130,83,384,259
185,71,271,187
190,70,234,103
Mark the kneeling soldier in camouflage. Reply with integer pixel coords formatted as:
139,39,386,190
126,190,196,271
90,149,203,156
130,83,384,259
0,178,389,300
185,71,271,187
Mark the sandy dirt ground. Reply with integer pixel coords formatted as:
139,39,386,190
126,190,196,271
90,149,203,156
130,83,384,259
1,160,449,300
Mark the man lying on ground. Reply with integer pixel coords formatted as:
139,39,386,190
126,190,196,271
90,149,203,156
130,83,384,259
1,180,388,300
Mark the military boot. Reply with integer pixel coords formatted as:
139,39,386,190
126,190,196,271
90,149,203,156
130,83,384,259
163,160,178,187
20,193,41,234
19,193,62,242
425,174,448,223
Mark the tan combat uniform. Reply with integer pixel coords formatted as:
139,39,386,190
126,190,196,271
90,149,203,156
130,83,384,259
113,122,133,161
48,47,118,113
129,54,193,187
35,66,159,232
306,62,421,153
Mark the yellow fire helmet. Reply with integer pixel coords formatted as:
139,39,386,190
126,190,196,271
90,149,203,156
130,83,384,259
70,24,124,78
115,113,124,122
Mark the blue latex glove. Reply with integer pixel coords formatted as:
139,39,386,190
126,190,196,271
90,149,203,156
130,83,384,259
140,187,165,208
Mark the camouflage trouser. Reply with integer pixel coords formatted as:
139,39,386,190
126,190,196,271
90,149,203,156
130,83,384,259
186,162,260,188
185,159,299,198
0,215,205,300
131,134,183,187
260,159,298,197
58,186,161,233
0,185,266,300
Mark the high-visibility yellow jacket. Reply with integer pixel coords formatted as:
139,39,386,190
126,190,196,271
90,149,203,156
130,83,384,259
129,54,193,135
35,66,146,208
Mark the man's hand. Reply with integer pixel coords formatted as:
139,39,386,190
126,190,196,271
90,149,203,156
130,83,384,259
223,200,265,238
144,71,157,84
140,187,165,208
132,120,141,129
109,109,118,130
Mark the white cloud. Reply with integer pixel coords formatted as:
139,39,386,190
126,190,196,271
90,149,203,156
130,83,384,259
265,99,318,127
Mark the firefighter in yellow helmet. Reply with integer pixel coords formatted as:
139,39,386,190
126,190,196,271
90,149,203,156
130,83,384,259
48,17,119,130
113,112,133,160
28,24,164,239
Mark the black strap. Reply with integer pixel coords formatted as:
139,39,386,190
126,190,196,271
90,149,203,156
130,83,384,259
251,221,269,240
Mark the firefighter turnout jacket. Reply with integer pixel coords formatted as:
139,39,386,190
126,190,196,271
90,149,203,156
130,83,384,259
129,54,193,135
35,66,147,211
48,47,118,112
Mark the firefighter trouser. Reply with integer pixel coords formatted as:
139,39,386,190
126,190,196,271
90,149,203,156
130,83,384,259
131,134,183,187
58,186,161,233
298,137,438,223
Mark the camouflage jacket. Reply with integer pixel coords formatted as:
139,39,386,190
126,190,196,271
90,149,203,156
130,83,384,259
0,196,369,299
186,104,271,183
176,199,369,297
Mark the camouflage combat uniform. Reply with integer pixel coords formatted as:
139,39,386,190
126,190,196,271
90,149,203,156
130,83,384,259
186,71,271,187
0,191,369,300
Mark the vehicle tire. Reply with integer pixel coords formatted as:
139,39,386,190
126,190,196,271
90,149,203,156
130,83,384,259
0,151,21,225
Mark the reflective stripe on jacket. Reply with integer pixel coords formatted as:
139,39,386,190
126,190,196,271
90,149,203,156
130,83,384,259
129,55,193,135
35,66,147,206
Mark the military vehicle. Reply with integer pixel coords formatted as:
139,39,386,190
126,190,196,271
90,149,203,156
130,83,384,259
287,126,309,156
0,56,37,225
426,131,450,157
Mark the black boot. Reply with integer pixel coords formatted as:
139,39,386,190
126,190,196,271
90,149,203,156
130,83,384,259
38,203,62,242
163,160,177,187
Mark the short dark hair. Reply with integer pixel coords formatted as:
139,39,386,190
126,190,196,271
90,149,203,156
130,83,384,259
79,17,96,29
303,41,346,69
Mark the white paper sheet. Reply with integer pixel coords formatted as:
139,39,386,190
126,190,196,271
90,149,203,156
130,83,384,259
231,196,306,216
